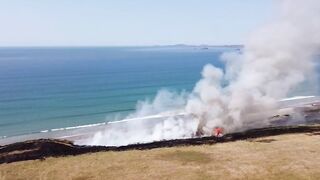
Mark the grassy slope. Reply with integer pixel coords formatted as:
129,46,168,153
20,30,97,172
0,133,320,180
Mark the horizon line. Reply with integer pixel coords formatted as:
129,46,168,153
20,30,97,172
0,44,244,48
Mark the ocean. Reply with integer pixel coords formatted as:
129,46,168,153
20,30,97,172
0,46,236,138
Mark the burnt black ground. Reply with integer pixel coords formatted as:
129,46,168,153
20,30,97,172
1,125,320,164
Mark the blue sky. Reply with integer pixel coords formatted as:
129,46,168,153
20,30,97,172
0,0,275,46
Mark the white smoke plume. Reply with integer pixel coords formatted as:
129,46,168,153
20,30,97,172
82,0,320,146
188,0,320,135
83,90,197,146
126,89,188,118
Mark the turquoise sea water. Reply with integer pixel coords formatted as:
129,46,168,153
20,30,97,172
0,46,237,137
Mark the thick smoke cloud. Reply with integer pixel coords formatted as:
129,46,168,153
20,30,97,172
188,0,320,135
82,0,320,146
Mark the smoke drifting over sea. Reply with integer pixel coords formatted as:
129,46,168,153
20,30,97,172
83,0,320,146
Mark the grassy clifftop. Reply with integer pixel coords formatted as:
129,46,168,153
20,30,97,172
1,131,320,180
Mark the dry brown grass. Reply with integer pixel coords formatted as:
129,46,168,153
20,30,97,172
1,133,320,180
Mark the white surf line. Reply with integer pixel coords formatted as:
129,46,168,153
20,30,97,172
279,96,320,109
107,113,186,124
279,96,316,101
49,122,107,132
64,122,106,130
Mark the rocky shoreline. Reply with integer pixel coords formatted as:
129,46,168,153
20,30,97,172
1,124,320,164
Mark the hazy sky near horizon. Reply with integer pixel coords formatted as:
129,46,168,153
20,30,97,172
0,0,275,46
